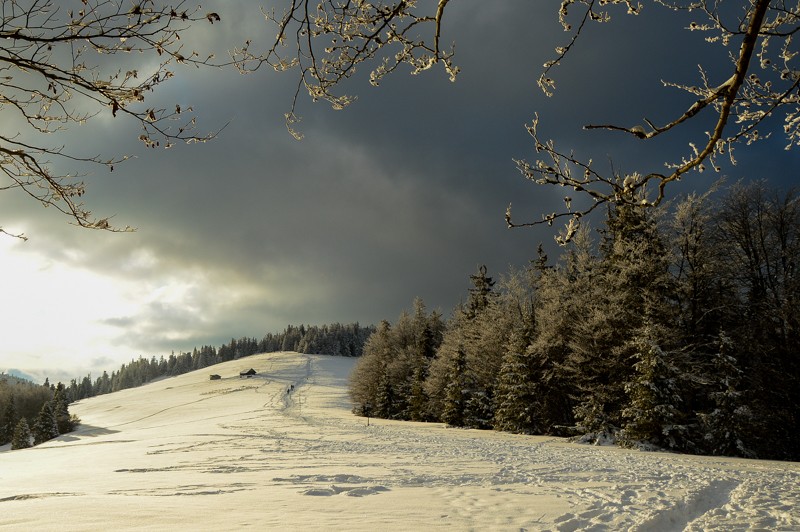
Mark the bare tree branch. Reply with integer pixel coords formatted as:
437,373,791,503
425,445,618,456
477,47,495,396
232,1,458,139
510,0,799,242
0,0,237,234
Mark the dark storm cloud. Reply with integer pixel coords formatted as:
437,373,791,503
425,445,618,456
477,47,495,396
3,1,798,368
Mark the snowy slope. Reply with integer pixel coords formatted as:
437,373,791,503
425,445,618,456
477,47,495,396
1,352,798,531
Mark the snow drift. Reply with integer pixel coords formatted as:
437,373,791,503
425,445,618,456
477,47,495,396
1,352,798,530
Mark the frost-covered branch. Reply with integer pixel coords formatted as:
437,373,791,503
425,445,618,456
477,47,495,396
233,0,459,139
0,0,231,232
254,0,800,243
514,0,800,242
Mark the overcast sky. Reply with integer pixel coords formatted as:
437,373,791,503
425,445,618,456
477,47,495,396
2,1,797,382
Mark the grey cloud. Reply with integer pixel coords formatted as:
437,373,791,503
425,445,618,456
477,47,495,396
3,2,798,374
89,356,117,369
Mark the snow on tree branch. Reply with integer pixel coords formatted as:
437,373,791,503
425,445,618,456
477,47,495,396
509,0,800,242
232,0,459,139
0,0,234,233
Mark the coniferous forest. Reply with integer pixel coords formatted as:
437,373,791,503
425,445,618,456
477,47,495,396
0,378,77,449
62,322,373,401
349,182,800,462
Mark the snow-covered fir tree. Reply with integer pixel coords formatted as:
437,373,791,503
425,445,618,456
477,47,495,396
11,418,32,450
0,395,17,445
442,347,468,427
493,330,538,434
621,327,687,449
698,332,756,458
52,383,74,435
465,265,495,319
33,401,59,445
571,195,678,439
374,371,396,419
349,320,392,415
464,388,494,430
406,364,429,422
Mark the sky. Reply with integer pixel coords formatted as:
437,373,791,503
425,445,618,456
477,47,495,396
2,1,798,383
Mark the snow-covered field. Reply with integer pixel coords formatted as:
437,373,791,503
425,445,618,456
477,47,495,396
1,352,798,531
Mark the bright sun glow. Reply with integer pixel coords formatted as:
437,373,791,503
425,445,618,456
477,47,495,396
1,237,266,381
1,238,145,376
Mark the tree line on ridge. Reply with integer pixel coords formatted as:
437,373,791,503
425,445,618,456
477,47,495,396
1,322,373,450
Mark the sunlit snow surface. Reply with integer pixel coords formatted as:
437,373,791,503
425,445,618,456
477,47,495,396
2,352,798,531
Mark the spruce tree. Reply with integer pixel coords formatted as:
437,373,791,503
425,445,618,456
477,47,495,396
0,394,18,445
11,418,32,450
374,371,395,419
493,331,538,433
406,364,429,422
561,227,623,436
52,383,73,434
571,197,677,438
573,395,613,435
442,347,468,427
698,333,756,457
528,232,594,434
349,320,393,414
621,327,686,449
464,388,494,429
33,401,59,445
403,298,438,421
466,265,495,319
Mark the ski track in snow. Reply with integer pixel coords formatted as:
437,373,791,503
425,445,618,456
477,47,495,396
1,352,798,531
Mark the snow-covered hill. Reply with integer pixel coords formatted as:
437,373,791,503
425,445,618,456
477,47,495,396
1,352,798,530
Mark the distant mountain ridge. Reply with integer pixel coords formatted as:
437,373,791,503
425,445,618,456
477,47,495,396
0,370,36,385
